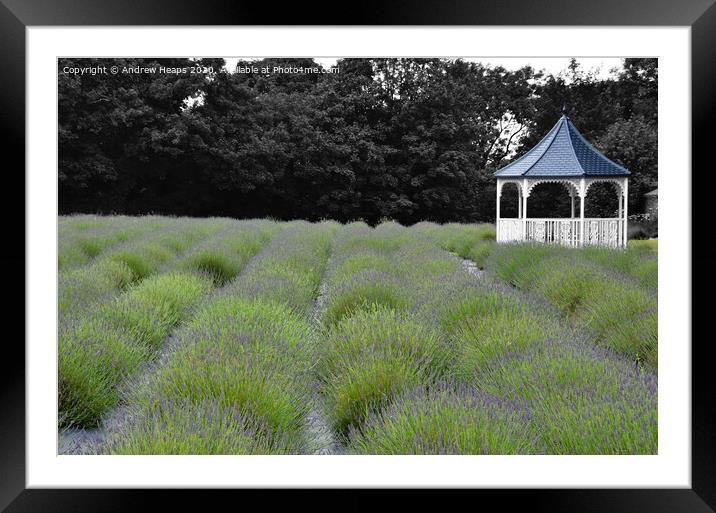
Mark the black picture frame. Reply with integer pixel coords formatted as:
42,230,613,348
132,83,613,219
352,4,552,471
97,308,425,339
1,1,713,511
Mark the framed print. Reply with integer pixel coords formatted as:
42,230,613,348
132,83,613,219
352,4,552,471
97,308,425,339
2,0,714,511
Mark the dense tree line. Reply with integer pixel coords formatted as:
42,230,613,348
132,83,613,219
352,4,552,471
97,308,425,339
58,57,657,223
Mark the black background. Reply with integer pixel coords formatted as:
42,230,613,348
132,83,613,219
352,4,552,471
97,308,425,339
1,0,713,511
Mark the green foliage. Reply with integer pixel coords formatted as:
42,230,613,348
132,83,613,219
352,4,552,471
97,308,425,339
479,345,657,454
58,272,213,427
326,356,425,438
318,307,448,437
236,222,337,313
58,260,135,314
438,291,509,334
349,385,538,454
452,308,548,379
466,241,495,269
322,281,409,328
92,221,336,454
109,250,163,281
103,399,288,455
130,298,314,444
628,239,658,252
58,215,159,270
58,218,658,455
581,246,658,289
186,251,240,286
59,319,151,427
488,244,658,367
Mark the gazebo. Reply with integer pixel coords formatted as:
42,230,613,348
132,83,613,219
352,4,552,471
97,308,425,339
494,114,630,248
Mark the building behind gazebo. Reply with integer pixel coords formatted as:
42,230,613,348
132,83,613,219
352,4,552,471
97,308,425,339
494,114,630,248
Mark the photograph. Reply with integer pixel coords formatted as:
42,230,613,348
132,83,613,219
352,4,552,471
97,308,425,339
56,56,658,456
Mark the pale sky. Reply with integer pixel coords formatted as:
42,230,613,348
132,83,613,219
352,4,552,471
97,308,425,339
222,57,626,81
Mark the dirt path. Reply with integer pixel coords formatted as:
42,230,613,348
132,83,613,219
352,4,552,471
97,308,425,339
460,257,485,278
305,274,347,455
58,427,104,455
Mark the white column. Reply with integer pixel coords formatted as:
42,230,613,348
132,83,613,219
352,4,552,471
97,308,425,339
579,178,586,246
570,192,575,218
518,188,522,218
617,187,623,247
496,180,501,242
623,178,629,247
522,179,529,241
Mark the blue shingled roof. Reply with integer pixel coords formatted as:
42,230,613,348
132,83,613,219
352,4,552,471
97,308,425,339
494,115,630,177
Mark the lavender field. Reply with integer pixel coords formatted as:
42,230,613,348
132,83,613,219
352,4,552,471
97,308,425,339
58,216,658,455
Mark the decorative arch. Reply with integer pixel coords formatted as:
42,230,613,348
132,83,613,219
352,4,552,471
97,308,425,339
584,177,625,198
496,179,523,198
525,178,580,198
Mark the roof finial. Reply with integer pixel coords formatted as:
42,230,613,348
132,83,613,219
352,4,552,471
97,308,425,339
561,103,568,116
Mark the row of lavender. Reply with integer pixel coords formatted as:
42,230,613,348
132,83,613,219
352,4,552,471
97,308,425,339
58,217,657,454
314,222,657,454
422,222,658,368
59,217,227,316
97,221,338,454
59,219,280,429
59,215,169,270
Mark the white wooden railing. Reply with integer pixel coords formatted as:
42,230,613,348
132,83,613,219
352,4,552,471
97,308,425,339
497,219,522,242
497,218,625,248
583,218,623,248
526,218,582,247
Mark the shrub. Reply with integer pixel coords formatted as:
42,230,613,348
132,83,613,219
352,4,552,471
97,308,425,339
103,273,213,350
93,223,336,454
58,260,135,314
58,273,213,427
320,307,449,377
437,291,508,334
349,384,537,454
186,251,242,286
58,319,151,427
323,280,408,327
633,259,658,288
319,307,447,436
333,253,394,280
536,261,606,316
628,239,658,252
103,399,295,455
489,245,658,367
479,343,657,454
118,296,316,453
582,287,657,367
109,250,164,281
489,243,555,289
452,308,547,379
